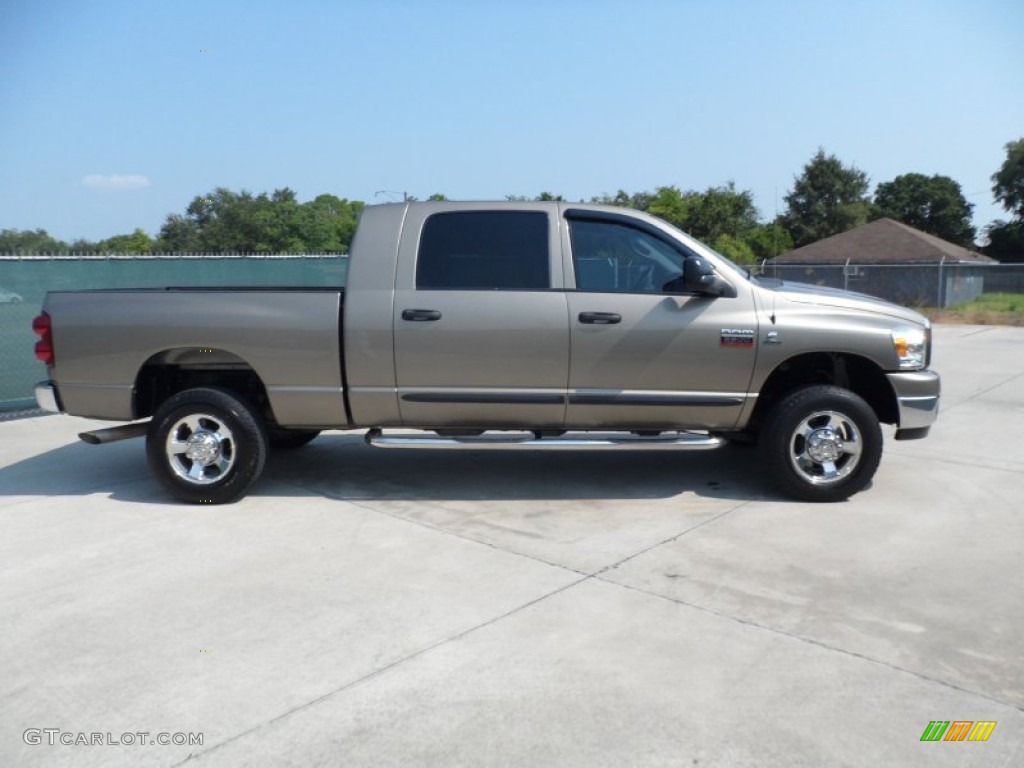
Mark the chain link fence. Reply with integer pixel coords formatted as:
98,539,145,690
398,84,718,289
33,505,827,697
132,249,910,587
2,255,1021,414
754,262,1024,307
0,254,347,412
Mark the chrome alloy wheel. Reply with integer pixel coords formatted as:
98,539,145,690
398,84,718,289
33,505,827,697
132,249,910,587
165,413,236,485
787,410,863,485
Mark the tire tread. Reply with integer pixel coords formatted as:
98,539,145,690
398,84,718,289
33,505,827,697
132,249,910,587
760,384,883,502
146,387,267,504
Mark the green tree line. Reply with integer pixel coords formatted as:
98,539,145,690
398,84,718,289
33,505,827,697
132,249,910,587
3,140,1023,262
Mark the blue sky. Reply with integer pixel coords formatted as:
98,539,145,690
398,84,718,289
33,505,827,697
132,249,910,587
1,0,1021,243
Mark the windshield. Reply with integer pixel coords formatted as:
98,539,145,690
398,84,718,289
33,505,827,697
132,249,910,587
701,242,757,280
650,217,755,282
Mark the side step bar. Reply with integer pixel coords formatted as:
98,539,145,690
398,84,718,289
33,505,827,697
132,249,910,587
364,429,724,451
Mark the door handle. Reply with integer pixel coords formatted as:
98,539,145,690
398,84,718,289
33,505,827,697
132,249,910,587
401,309,442,322
578,312,622,325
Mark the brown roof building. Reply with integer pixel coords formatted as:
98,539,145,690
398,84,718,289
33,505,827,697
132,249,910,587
770,218,995,265
764,218,995,308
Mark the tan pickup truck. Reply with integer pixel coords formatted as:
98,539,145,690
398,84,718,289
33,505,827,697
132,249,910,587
32,201,939,504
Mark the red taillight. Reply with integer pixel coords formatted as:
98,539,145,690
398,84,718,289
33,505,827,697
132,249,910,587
32,312,54,364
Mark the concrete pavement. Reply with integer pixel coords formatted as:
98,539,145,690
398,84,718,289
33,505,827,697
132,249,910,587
1,324,1021,767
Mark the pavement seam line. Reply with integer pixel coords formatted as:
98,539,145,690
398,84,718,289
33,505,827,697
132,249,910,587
269,478,593,577
273,478,756,580
889,452,1024,475
591,499,754,578
597,577,1024,715
172,493,751,763
941,371,1024,412
171,574,591,765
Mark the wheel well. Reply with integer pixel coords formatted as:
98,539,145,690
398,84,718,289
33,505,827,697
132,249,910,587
133,349,275,424
749,352,897,432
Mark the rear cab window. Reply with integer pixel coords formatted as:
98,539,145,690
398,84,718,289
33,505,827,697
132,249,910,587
416,211,549,290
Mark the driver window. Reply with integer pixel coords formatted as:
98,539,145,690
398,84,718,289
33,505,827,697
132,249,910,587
570,219,685,294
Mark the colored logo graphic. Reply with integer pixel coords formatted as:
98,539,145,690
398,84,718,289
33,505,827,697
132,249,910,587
920,721,996,742
720,328,755,347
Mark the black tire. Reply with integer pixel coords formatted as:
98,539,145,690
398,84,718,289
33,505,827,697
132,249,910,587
146,387,267,504
719,430,758,447
760,385,882,502
267,428,320,451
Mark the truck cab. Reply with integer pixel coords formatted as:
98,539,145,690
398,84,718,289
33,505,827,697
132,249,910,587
34,202,940,504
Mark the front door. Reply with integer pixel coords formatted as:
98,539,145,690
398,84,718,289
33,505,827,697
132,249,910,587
564,214,758,430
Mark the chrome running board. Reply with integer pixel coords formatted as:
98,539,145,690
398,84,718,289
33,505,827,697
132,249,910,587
364,429,724,451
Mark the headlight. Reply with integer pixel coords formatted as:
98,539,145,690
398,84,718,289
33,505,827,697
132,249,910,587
892,327,927,370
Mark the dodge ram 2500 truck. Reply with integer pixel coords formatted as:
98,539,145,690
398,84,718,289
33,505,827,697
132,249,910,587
32,201,940,504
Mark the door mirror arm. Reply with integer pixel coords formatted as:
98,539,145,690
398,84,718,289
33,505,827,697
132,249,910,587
679,257,737,298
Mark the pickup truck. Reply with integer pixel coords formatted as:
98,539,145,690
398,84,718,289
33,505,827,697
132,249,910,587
32,201,940,504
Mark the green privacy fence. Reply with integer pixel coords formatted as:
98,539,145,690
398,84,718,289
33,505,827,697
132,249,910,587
0,254,348,412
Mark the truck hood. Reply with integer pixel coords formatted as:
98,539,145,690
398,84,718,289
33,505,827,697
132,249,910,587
760,279,929,326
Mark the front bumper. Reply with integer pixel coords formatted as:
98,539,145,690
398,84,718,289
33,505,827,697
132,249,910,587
886,370,940,439
35,381,63,413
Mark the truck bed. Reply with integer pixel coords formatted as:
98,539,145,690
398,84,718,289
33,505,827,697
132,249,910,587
43,288,348,427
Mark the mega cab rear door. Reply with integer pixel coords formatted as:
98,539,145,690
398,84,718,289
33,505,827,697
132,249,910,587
392,203,569,428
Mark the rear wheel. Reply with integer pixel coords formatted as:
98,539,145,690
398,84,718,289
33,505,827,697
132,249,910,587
147,387,267,504
761,385,882,502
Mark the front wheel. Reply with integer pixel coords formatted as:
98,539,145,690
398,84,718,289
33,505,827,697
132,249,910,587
147,387,267,504
760,385,882,502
